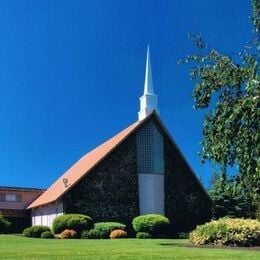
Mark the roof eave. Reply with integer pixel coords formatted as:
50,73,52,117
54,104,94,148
27,112,157,209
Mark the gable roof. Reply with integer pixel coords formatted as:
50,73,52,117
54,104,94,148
28,111,209,209
27,113,155,209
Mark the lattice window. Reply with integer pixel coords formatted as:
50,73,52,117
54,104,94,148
152,125,164,174
136,122,164,175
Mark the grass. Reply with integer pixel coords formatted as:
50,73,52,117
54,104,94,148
0,235,259,259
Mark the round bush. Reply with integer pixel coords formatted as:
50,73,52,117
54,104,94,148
190,218,260,247
52,214,93,234
0,215,11,234
81,229,100,239
136,232,152,239
41,231,55,239
60,229,78,239
132,214,170,237
90,222,126,239
110,229,127,239
23,226,50,238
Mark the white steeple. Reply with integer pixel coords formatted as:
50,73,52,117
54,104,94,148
138,45,159,121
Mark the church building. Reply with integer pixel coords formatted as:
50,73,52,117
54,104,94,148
27,47,212,233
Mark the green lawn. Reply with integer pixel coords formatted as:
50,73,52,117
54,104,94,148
0,235,259,259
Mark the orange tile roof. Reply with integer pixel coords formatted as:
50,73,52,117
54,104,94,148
27,114,154,209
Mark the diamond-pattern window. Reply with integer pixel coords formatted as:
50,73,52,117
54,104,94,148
136,122,164,175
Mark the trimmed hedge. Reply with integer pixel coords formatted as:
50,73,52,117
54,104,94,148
41,231,55,239
81,229,100,239
190,218,260,247
0,215,11,234
52,214,93,234
23,226,50,238
132,214,170,238
136,232,152,239
82,222,126,239
94,222,126,239
110,229,127,239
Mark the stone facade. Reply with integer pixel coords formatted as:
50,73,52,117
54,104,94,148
63,118,212,234
163,131,212,233
63,134,139,227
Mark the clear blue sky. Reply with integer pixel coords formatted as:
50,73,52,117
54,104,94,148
0,0,252,189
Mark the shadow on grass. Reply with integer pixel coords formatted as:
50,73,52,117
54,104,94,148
159,243,187,247
159,242,260,251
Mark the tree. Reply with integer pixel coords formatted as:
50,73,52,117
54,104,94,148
0,214,11,234
209,172,253,219
181,0,260,217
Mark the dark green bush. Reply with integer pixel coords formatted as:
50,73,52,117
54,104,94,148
81,229,100,239
136,232,152,239
41,231,55,239
0,214,11,234
82,222,126,239
190,218,260,246
23,226,50,238
93,222,126,239
178,232,189,239
132,214,170,238
52,214,93,234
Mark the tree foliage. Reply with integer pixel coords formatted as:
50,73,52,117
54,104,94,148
0,214,11,234
181,0,260,216
209,173,253,219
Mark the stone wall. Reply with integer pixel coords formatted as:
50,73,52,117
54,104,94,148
164,133,212,233
63,116,211,235
63,134,139,228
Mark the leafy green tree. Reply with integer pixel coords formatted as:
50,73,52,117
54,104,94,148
181,0,259,217
0,214,11,234
209,173,253,219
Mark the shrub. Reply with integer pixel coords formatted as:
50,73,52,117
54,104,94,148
81,229,100,239
178,232,189,239
110,229,127,239
0,214,11,234
41,231,55,239
60,229,78,239
190,218,260,247
132,214,170,238
23,226,50,238
82,222,126,239
136,232,152,239
94,222,126,239
52,214,93,234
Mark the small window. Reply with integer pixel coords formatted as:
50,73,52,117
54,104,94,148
0,194,21,202
0,194,5,201
5,194,18,202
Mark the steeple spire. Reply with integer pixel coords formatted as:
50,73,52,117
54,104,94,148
144,45,154,95
138,46,159,121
